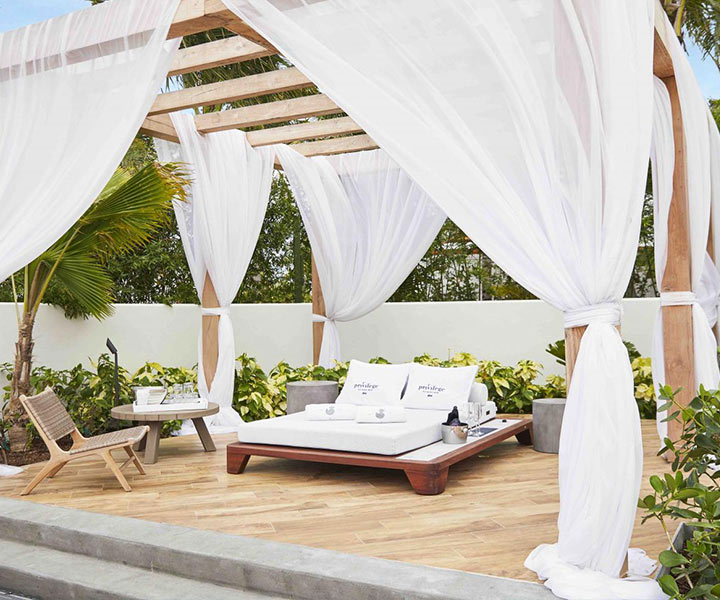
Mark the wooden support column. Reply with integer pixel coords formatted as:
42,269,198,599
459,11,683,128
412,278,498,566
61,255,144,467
660,75,695,445
311,256,326,365
202,273,220,390
564,325,587,386
708,217,719,340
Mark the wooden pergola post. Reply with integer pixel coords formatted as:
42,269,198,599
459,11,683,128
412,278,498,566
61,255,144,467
659,74,695,445
202,272,220,390
311,255,326,365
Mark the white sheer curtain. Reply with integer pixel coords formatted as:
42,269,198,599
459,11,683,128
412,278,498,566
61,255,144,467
650,19,720,442
276,146,444,367
224,1,662,597
156,112,274,430
0,0,180,283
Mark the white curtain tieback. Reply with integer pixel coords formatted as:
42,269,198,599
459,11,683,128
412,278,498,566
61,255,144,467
201,306,230,316
563,302,622,328
660,291,697,306
312,313,333,323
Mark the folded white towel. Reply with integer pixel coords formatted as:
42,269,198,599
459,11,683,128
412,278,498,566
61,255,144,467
355,405,407,423
305,403,357,421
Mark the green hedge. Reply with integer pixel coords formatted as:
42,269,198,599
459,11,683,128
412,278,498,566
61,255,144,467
1,351,656,450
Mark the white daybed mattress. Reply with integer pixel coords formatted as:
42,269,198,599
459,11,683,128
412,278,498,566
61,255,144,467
237,409,446,456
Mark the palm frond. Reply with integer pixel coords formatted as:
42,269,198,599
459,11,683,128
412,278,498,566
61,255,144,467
46,249,115,320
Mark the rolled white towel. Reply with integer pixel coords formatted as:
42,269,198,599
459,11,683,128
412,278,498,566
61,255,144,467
355,405,407,423
469,382,488,405
305,403,357,421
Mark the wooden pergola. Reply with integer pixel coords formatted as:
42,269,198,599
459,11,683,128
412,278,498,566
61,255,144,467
140,0,699,444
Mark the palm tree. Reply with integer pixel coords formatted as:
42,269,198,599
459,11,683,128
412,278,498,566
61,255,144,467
663,0,720,70
5,162,187,449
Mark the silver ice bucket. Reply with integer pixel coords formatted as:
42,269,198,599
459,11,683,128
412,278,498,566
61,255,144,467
441,423,468,444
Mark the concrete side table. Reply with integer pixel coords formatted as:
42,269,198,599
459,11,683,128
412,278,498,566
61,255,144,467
286,381,339,414
532,398,566,454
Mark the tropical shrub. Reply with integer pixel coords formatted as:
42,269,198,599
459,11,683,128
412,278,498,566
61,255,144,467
638,386,720,600
412,352,563,413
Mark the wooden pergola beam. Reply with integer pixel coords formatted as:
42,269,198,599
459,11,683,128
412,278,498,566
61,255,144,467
150,67,314,115
140,113,374,157
168,0,274,50
246,117,364,147
169,36,275,77
195,94,342,132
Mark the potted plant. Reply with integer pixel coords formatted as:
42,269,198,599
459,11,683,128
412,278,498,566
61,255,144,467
638,386,720,599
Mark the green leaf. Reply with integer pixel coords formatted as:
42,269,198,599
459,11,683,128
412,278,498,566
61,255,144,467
659,550,688,567
650,475,665,494
658,575,679,596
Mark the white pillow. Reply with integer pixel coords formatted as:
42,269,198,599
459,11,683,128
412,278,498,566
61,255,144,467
336,360,410,406
402,363,479,410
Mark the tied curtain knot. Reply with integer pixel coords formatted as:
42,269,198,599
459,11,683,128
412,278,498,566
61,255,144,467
201,306,230,317
563,302,622,329
312,313,332,323
660,291,697,306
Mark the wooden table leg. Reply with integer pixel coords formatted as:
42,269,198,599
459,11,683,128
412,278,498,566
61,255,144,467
193,417,216,452
134,434,147,453
142,422,162,464
405,467,449,495
516,424,533,446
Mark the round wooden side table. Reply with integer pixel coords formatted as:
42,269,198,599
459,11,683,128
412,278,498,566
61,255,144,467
111,402,219,464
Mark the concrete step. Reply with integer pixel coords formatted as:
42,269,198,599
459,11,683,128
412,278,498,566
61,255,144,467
0,498,552,600
0,538,286,600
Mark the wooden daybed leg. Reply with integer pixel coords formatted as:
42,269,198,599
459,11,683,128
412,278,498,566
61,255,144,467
405,467,449,495
516,425,533,446
227,452,251,474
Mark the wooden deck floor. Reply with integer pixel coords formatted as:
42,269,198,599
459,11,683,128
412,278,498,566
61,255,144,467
0,419,669,582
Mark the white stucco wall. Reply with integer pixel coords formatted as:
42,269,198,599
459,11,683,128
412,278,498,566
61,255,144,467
0,298,659,375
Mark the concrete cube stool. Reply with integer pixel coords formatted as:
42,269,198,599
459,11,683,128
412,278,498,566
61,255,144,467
531,398,566,454
286,381,339,414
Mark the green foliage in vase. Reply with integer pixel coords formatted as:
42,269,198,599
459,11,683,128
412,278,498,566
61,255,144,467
638,386,720,600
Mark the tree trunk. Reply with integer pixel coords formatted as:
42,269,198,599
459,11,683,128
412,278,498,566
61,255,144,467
6,312,35,451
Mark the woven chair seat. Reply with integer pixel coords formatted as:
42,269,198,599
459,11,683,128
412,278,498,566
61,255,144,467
69,426,147,454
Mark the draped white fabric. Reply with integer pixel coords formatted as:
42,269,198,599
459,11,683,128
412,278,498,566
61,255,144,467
276,146,444,367
156,112,274,429
650,22,720,441
0,0,180,283
223,1,662,597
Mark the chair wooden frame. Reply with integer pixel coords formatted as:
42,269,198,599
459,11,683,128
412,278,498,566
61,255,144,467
19,389,149,496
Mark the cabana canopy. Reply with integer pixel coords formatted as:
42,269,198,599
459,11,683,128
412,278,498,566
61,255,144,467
1,2,715,599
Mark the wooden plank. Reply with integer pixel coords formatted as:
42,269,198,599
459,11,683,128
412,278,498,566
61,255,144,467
195,94,342,133
139,115,372,159
169,37,275,77
294,134,377,157
201,273,221,391
139,115,179,143
660,75,695,447
246,117,364,147
170,0,275,49
150,67,313,115
311,256,325,366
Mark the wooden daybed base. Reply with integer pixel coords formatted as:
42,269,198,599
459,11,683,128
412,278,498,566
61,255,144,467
227,418,533,495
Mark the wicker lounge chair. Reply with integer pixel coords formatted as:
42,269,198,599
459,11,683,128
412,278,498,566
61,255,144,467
19,387,148,495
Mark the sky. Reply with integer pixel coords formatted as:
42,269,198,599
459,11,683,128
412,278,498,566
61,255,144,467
1,0,719,99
